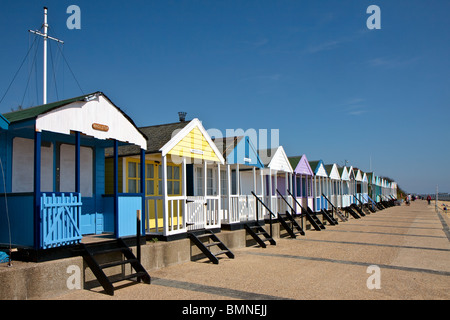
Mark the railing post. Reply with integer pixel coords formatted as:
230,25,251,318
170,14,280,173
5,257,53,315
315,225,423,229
34,130,42,249
137,209,141,264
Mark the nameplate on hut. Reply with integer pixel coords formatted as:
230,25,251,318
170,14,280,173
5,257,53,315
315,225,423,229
92,123,109,132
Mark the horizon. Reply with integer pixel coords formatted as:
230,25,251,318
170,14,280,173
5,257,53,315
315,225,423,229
0,1,449,195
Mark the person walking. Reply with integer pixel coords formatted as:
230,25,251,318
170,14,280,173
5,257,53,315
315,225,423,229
427,195,431,205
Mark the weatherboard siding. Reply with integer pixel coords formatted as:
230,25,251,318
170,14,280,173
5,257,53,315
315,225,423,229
167,127,220,162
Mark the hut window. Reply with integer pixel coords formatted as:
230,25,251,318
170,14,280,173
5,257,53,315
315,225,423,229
167,164,181,196
59,144,93,197
12,137,54,193
195,167,203,196
207,168,214,195
127,159,140,193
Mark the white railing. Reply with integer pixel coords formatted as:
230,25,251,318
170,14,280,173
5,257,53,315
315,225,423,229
186,196,221,231
145,195,186,236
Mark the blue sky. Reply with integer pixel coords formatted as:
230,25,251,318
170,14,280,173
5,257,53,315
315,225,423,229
0,1,449,194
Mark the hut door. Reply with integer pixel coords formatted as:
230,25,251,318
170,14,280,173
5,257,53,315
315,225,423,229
58,144,94,235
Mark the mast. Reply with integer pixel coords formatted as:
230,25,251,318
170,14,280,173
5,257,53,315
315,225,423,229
28,7,64,105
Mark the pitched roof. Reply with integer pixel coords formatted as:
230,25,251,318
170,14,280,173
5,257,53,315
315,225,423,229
3,92,97,123
106,120,190,157
308,160,320,172
288,154,313,175
213,136,244,158
288,156,301,169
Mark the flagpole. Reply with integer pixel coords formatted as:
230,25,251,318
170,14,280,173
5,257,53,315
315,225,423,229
28,7,64,105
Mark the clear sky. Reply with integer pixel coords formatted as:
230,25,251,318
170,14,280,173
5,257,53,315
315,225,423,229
0,1,449,194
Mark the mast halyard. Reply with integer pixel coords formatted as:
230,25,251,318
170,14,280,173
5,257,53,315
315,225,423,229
28,7,64,105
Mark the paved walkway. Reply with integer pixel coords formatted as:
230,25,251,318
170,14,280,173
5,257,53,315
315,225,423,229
52,200,450,300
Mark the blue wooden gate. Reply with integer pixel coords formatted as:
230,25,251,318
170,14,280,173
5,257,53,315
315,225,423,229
41,193,82,249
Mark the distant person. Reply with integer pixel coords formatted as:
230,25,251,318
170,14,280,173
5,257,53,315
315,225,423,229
427,195,431,205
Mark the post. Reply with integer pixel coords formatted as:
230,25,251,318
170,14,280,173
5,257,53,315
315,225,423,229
162,155,168,235
28,7,64,105
227,164,231,222
113,140,118,237
43,7,48,104
140,148,145,234
182,157,186,230
236,164,240,197
136,210,141,264
34,130,42,249
75,132,80,193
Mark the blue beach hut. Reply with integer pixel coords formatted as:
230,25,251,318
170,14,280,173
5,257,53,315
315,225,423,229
212,136,265,228
0,92,147,258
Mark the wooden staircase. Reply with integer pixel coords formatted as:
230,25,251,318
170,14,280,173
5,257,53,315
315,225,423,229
80,238,150,296
321,209,338,225
305,207,326,231
278,212,305,238
344,206,361,219
188,230,234,264
334,208,348,222
350,203,366,217
244,223,276,248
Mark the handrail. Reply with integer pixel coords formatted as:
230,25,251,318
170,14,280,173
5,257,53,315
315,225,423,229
321,193,336,210
367,195,378,207
251,191,275,237
276,189,296,215
251,191,276,219
287,189,308,213
353,194,363,204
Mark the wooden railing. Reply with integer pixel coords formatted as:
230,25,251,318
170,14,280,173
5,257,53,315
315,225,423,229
41,192,82,249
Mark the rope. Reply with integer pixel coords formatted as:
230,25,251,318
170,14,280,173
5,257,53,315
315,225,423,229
20,36,41,108
0,34,40,107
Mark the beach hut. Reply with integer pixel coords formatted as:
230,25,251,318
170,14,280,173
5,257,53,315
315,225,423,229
308,160,329,213
105,117,225,241
354,168,363,202
338,166,351,208
259,146,294,217
288,155,314,214
348,166,358,205
212,136,265,229
361,171,369,203
324,163,342,208
0,92,148,256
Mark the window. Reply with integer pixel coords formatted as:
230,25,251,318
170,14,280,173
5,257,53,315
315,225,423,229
220,170,227,196
127,159,140,193
195,167,203,196
207,168,214,195
301,176,307,197
167,164,181,195
126,160,181,196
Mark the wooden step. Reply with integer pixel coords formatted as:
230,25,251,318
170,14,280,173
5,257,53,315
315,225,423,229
79,239,150,296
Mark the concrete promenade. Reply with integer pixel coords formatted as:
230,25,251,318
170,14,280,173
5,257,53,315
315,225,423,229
50,200,450,301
